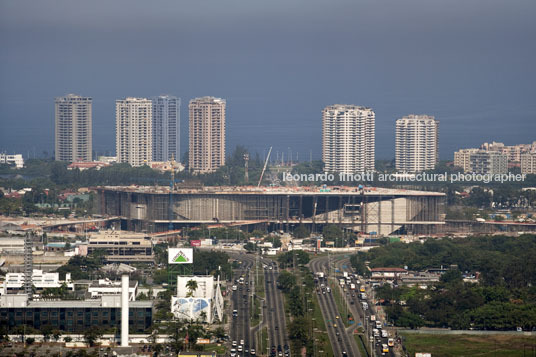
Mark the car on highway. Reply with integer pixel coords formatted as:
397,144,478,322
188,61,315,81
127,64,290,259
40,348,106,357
373,328,380,337
232,340,237,347
381,329,388,338
250,348,256,355
388,338,394,347
382,344,389,353
230,348,237,357
237,345,243,352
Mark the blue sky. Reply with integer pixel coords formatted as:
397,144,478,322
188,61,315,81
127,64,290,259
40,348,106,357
1,0,535,160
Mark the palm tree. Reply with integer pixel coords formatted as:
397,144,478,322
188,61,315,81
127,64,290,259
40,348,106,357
186,279,198,297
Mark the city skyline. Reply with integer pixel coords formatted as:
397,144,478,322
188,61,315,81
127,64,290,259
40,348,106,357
1,0,534,160
12,93,536,166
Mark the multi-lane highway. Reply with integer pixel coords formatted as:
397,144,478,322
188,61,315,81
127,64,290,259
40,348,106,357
333,257,396,357
229,253,289,357
263,260,290,356
310,256,361,357
230,254,256,355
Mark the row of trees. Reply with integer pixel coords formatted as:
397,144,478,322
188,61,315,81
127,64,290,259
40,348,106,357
0,146,267,191
276,263,318,356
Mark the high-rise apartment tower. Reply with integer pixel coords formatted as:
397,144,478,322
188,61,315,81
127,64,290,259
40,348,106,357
395,115,439,172
116,98,152,167
189,97,226,173
322,104,375,174
55,94,92,162
152,95,181,162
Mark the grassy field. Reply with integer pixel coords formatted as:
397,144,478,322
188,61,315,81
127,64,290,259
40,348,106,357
329,279,354,327
401,333,536,357
311,289,335,357
260,327,268,355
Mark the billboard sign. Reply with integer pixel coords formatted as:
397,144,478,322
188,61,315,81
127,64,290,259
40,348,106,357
168,248,193,264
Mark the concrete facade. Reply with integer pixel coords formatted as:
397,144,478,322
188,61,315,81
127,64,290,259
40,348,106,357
454,148,478,172
55,94,92,162
171,275,224,323
396,115,439,172
116,98,152,167
97,186,445,235
521,152,536,174
152,95,180,162
188,97,226,173
322,104,375,174
0,154,24,168
469,150,508,175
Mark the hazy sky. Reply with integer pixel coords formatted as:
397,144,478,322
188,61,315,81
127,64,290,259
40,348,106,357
1,0,535,160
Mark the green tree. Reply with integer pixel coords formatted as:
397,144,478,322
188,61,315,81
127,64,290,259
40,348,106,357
41,325,54,342
52,329,62,343
244,242,257,252
186,279,198,297
293,224,310,238
440,269,463,284
277,270,297,293
83,328,103,347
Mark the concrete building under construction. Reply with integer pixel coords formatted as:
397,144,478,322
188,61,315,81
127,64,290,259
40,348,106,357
97,185,445,235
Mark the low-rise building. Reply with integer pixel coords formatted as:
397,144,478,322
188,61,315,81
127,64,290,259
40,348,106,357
67,161,110,171
454,148,478,172
469,150,508,175
171,275,224,323
521,153,536,175
88,278,138,301
0,153,24,168
370,267,408,280
88,231,153,263
0,294,153,333
2,270,73,295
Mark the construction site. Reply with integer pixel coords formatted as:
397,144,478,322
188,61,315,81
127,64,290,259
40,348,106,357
96,185,446,235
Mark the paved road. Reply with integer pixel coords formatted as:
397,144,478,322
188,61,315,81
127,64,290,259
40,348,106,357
309,255,361,357
230,254,256,355
228,253,290,356
263,259,290,356
333,256,395,357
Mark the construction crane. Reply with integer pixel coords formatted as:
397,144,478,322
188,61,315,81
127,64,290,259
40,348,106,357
168,155,182,230
244,153,249,183
257,146,272,187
